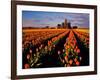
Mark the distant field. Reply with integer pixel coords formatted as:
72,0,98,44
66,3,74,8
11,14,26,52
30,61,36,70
22,28,89,33
22,29,68,32
75,28,89,33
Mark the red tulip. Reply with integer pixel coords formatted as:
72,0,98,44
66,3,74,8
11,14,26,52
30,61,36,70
77,49,80,54
74,48,77,53
24,63,30,69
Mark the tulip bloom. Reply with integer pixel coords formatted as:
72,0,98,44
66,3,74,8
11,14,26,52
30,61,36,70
29,49,32,53
77,49,80,54
27,54,30,60
24,63,30,69
69,59,73,65
76,61,80,66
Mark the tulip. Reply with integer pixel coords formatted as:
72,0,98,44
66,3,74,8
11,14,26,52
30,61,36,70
67,45,70,49
64,56,68,63
58,51,61,55
74,58,77,62
45,46,48,50
27,54,30,60
29,49,32,53
53,45,55,48
62,49,65,53
77,49,80,54
36,48,39,52
76,61,80,66
74,49,77,53
80,57,82,61
24,63,30,69
69,59,73,65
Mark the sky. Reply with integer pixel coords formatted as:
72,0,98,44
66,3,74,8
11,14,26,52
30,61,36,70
22,11,89,28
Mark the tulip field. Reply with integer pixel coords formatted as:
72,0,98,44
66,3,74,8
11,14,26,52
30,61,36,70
22,29,89,69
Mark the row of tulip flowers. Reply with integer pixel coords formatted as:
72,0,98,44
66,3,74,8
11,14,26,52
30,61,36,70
58,30,82,67
22,29,66,49
73,30,89,48
23,29,89,69
23,30,70,69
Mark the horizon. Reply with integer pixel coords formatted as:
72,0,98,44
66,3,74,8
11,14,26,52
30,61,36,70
22,11,89,28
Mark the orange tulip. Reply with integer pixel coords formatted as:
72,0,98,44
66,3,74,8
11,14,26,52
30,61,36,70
76,61,80,66
67,45,70,49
